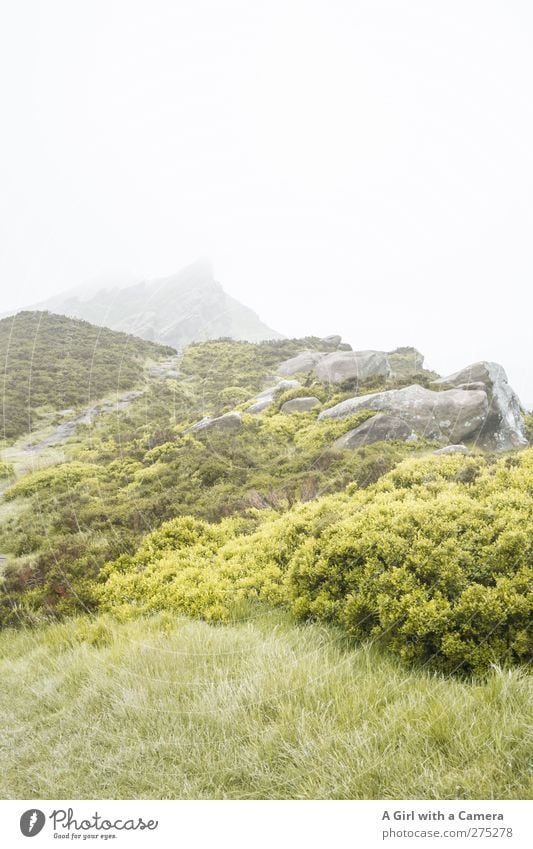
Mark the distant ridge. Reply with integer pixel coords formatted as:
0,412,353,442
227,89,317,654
22,260,283,349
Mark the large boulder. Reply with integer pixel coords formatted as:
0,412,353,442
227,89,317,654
333,414,415,450
281,396,322,414
186,412,242,435
319,384,489,444
277,351,326,376
432,362,527,449
315,350,391,385
247,379,301,414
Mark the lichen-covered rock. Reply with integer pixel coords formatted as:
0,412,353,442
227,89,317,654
281,396,322,414
315,350,391,384
333,414,415,449
186,412,242,434
277,351,326,376
319,384,489,444
432,362,527,449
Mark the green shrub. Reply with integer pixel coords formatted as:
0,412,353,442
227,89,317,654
98,449,533,674
287,452,533,673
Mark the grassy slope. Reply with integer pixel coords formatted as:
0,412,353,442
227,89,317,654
0,310,175,440
0,610,530,800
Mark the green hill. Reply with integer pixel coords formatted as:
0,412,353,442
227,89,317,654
0,311,175,439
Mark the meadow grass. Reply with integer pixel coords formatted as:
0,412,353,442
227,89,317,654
0,609,531,800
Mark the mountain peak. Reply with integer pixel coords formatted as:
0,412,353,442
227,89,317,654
17,262,282,349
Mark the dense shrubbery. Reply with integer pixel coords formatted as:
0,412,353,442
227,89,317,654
0,311,174,438
98,450,533,673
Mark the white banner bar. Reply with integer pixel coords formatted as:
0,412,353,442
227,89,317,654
0,799,530,848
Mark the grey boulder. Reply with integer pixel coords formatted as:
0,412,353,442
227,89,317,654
277,351,326,376
432,362,527,449
319,384,489,444
333,414,415,450
186,412,242,434
281,396,322,414
315,350,391,385
433,444,470,456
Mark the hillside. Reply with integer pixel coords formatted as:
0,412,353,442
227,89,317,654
0,332,531,800
25,260,283,348
0,311,175,439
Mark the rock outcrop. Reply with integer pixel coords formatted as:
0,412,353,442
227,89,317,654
186,412,242,435
315,350,391,384
333,414,415,450
432,362,527,450
319,384,489,444
281,396,322,414
247,379,301,414
276,346,425,384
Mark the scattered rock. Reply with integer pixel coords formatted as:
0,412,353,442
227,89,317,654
186,412,242,434
319,384,489,444
337,342,353,351
432,362,527,449
247,397,274,414
247,379,301,414
433,444,470,455
333,414,415,450
315,350,391,384
321,334,342,346
277,351,326,376
281,396,321,414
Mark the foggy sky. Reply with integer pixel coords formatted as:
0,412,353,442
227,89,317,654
1,1,532,401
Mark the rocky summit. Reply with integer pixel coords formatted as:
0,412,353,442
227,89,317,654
21,260,282,349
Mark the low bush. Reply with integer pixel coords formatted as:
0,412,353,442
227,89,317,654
98,450,533,674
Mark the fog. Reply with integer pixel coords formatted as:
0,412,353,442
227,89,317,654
1,1,532,402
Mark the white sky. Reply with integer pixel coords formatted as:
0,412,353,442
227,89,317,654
1,1,532,400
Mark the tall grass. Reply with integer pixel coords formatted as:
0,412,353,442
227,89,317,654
0,610,531,799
